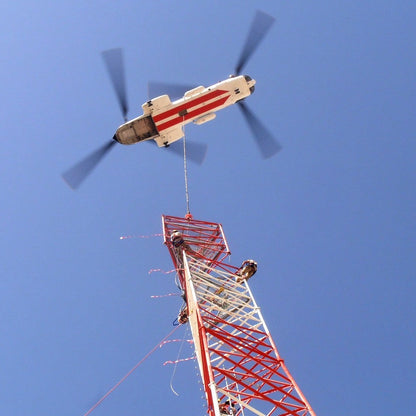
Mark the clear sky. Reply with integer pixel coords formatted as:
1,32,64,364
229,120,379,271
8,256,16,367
1,1,415,415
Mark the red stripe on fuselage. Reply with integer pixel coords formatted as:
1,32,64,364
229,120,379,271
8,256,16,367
152,89,228,123
155,95,229,132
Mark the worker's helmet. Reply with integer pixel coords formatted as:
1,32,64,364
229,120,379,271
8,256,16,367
247,259,257,269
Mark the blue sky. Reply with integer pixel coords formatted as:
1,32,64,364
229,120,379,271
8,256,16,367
1,1,415,415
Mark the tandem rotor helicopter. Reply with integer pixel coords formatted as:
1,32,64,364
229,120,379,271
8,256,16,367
63,10,281,189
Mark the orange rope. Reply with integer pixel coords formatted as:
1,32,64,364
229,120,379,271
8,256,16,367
83,325,179,416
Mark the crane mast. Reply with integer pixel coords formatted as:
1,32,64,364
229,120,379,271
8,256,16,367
163,214,316,416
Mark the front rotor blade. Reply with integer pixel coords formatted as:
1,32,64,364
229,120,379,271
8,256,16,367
148,82,197,101
167,140,208,165
62,140,117,189
238,101,281,158
102,48,128,120
235,10,275,75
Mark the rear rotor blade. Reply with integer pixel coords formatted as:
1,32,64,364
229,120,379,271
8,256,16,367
102,48,128,121
62,140,117,189
238,101,281,158
148,139,207,165
148,82,197,101
235,10,275,75
167,140,208,165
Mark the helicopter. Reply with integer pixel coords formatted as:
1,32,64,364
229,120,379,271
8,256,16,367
63,10,281,189
114,75,256,148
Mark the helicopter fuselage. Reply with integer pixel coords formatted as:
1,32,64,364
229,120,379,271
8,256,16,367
113,75,255,147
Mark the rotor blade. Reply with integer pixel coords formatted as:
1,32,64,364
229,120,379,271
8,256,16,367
238,101,281,158
62,140,117,189
167,140,208,165
235,10,275,75
148,139,207,165
102,48,128,120
148,82,197,101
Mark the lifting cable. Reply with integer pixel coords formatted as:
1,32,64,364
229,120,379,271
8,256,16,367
82,325,179,416
182,120,191,215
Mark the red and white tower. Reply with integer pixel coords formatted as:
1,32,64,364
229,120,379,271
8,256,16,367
163,214,316,416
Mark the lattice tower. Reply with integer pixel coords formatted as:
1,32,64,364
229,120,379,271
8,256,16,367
162,215,316,416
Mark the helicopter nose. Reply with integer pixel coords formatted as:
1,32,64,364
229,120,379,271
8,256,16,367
244,75,256,94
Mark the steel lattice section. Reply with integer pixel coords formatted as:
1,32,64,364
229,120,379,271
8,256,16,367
162,215,315,416
186,257,314,416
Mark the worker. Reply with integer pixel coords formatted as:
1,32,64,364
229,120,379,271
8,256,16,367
235,259,257,283
209,286,229,309
177,305,189,324
218,400,229,415
218,399,238,415
171,230,192,251
170,230,185,248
